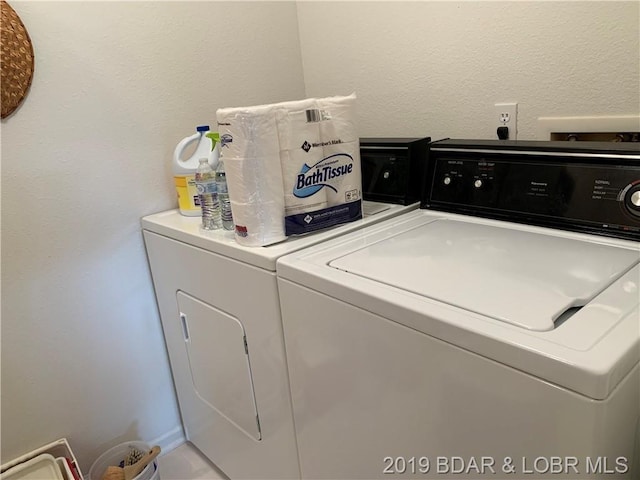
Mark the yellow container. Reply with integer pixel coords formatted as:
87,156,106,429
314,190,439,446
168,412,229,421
172,126,219,216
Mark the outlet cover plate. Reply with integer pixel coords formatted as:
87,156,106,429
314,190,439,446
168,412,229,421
495,103,518,139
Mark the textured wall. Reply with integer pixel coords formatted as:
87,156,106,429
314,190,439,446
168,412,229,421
0,0,304,470
297,1,640,140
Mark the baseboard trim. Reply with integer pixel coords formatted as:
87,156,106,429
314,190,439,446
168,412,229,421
149,426,186,456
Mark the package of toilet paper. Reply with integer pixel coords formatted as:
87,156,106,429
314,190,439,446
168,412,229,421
217,104,288,246
279,94,362,236
216,94,362,246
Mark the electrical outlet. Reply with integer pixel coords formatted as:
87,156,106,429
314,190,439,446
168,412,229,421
495,102,518,140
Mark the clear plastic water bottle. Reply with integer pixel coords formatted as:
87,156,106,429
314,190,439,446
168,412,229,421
216,159,234,230
195,158,221,230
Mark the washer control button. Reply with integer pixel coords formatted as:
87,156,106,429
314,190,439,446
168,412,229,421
474,179,483,188
443,176,451,185
624,184,640,217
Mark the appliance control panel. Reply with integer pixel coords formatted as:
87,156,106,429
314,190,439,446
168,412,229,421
359,137,430,205
425,140,640,240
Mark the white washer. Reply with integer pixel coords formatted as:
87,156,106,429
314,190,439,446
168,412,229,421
142,199,418,479
277,140,640,479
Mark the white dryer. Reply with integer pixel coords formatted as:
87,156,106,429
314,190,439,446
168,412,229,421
142,195,419,478
277,140,640,479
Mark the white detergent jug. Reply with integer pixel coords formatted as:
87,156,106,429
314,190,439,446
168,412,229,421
173,125,220,216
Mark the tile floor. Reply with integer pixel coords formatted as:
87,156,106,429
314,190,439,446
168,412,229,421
157,443,228,480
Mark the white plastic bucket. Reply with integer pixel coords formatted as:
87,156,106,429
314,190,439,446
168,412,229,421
88,441,160,480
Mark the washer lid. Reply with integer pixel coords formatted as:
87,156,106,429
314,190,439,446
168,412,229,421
329,219,639,331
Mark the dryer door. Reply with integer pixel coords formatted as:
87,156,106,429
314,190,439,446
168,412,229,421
177,291,261,441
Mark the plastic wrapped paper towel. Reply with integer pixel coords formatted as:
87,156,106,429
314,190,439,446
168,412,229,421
217,105,285,246
216,94,362,246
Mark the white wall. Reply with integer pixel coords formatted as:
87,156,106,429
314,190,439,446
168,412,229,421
0,0,304,470
296,1,640,139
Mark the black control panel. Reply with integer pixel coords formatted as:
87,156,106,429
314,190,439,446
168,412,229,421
360,137,430,205
423,140,640,240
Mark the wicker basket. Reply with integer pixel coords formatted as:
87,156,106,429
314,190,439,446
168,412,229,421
1,0,34,118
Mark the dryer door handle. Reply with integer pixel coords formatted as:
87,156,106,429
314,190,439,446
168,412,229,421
180,312,190,341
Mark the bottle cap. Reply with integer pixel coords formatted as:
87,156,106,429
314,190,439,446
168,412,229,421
196,125,210,132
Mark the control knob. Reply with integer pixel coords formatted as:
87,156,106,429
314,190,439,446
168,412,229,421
624,183,640,217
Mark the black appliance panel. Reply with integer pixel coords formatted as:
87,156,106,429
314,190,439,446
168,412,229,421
361,149,410,202
360,137,430,205
424,140,640,241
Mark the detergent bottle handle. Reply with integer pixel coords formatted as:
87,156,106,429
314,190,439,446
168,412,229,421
173,132,200,165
